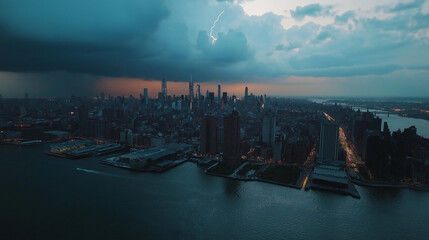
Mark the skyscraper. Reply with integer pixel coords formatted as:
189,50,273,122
223,110,241,168
189,76,194,110
208,92,215,105
218,84,221,104
162,78,167,101
200,115,218,155
196,84,201,106
222,92,228,104
245,87,248,99
319,123,339,162
262,114,276,146
189,75,194,101
143,88,148,105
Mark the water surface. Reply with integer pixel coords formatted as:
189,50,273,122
1,144,429,240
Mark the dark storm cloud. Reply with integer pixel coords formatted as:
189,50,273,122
197,29,253,63
0,0,257,82
0,0,428,96
0,0,170,77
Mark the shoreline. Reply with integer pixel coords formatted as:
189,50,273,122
205,163,302,190
352,177,429,192
101,158,188,173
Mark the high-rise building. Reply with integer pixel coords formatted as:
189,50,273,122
319,123,339,162
196,84,201,107
208,92,215,105
273,141,282,161
197,85,201,99
143,88,148,105
223,110,241,168
79,104,89,136
120,129,133,146
158,92,164,102
222,92,228,104
189,76,194,110
200,116,218,155
189,75,194,101
100,92,105,101
162,78,167,101
245,87,248,99
262,115,276,146
218,84,221,104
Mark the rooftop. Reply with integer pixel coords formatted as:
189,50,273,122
50,139,91,150
312,164,349,185
113,143,191,161
44,130,70,135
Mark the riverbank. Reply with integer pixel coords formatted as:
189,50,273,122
352,177,429,192
101,157,188,173
205,161,303,190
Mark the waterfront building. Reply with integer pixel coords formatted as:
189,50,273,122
103,143,191,171
50,139,92,153
311,165,349,189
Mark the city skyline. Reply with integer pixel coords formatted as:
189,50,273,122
1,0,429,97
2,1,429,239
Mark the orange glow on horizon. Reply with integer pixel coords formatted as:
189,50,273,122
95,76,335,98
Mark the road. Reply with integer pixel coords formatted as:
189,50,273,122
338,125,364,167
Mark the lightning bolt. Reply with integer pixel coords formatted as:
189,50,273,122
209,10,224,44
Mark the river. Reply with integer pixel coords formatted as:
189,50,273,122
311,98,429,138
1,144,429,240
354,108,429,138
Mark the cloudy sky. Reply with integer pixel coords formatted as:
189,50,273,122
0,0,428,97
